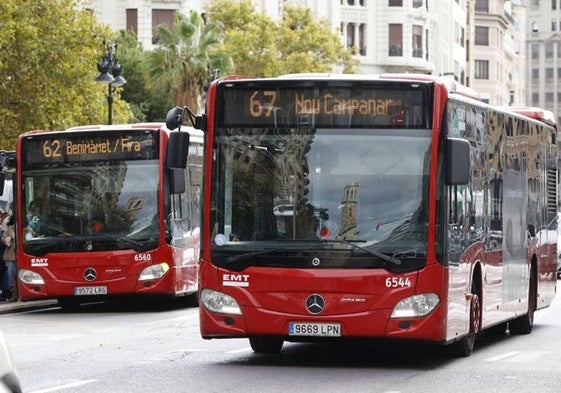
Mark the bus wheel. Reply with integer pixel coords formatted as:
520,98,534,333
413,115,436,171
57,297,81,312
249,336,283,354
509,269,536,335
449,292,481,357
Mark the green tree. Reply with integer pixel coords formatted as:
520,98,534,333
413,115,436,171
277,5,358,74
115,30,173,122
206,1,358,77
144,11,232,115
206,0,277,77
114,30,149,123
0,0,133,150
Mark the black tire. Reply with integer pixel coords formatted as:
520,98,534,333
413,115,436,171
486,322,507,335
249,336,284,354
57,297,81,312
183,291,199,308
509,268,536,335
449,291,481,357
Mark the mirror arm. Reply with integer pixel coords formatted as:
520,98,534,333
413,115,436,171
183,106,206,131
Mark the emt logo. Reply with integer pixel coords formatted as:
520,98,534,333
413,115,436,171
31,258,48,267
222,274,250,287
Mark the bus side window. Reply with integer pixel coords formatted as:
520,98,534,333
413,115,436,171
169,167,189,247
168,144,203,245
187,162,202,233
449,185,464,227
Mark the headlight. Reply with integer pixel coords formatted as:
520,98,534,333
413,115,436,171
201,288,242,315
138,263,170,281
18,269,45,285
390,293,440,318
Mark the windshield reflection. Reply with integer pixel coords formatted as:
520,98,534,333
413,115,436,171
211,128,430,269
23,161,159,254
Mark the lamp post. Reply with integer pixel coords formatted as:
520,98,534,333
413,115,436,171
94,40,126,125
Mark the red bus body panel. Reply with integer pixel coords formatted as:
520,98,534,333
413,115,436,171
18,241,199,300
200,259,448,342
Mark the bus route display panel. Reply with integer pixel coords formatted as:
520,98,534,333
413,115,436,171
218,80,430,129
22,130,159,166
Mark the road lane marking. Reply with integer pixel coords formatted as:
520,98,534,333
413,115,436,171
484,351,522,362
29,379,97,393
227,347,253,354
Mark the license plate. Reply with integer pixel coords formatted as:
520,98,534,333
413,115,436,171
288,322,341,337
74,286,108,296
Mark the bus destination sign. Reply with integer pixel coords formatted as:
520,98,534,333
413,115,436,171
22,131,159,166
219,84,428,128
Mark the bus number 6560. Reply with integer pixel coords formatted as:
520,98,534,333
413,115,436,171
134,253,152,262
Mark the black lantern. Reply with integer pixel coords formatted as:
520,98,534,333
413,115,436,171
95,40,126,124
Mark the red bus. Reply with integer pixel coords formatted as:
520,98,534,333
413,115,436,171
14,123,203,310
166,73,558,356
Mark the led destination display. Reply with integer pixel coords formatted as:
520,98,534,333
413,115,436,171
22,131,159,165
219,83,429,128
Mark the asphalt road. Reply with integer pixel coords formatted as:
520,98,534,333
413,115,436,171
1,290,561,393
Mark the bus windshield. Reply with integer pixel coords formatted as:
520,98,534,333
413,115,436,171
210,127,431,272
22,160,159,255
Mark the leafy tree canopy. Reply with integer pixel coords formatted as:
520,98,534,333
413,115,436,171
206,0,358,77
205,0,277,77
0,0,133,150
115,30,171,122
144,11,232,114
277,5,358,74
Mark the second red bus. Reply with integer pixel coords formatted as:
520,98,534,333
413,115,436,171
13,123,203,309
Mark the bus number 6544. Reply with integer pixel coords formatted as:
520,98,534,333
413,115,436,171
385,277,412,288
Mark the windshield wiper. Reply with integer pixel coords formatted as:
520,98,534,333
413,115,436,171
225,240,403,266
226,248,285,263
100,234,158,252
27,234,157,255
313,239,402,266
392,248,425,258
25,235,99,256
218,248,288,272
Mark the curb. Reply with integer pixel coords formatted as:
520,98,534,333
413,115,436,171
0,300,58,315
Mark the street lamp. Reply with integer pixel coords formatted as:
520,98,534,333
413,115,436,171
94,40,126,125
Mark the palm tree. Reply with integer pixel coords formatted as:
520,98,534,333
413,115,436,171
144,11,231,114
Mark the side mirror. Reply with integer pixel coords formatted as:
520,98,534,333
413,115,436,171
446,138,470,185
169,168,186,194
166,106,206,131
166,132,190,169
166,107,184,131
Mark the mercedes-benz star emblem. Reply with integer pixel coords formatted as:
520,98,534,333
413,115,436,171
84,268,97,282
305,294,325,314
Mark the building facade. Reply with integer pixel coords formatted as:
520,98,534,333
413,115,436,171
527,0,561,123
89,0,528,107
470,0,527,106
88,0,201,50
